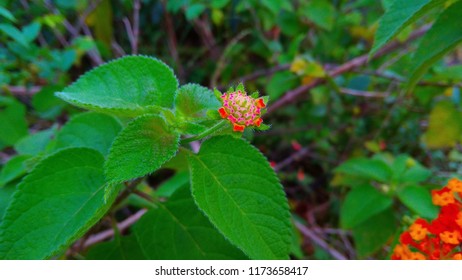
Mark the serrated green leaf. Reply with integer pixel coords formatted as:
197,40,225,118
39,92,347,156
409,1,462,89
105,114,180,185
334,158,392,183
341,185,393,228
0,148,118,259
352,208,397,258
55,56,178,116
422,101,462,149
0,97,28,147
175,84,221,119
188,136,291,260
0,155,32,187
397,186,438,219
53,112,122,156
0,184,15,222
370,0,445,56
134,185,247,260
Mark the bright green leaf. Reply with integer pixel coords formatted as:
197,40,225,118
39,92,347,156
341,185,393,228
0,23,29,48
398,186,438,219
189,136,292,260
185,4,206,20
370,0,445,57
55,56,178,117
156,171,190,197
0,184,15,222
0,155,32,187
15,127,55,156
0,97,28,148
409,1,462,89
134,185,247,259
0,6,15,22
53,112,122,156
105,114,180,185
335,158,392,183
0,148,118,259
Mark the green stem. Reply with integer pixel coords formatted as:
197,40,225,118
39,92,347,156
180,120,229,144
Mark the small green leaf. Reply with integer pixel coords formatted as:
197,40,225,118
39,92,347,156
0,184,15,222
185,3,206,20
53,112,122,156
0,148,118,259
22,22,41,43
0,7,16,22
0,23,29,48
133,185,247,259
409,1,462,89
14,127,55,156
189,136,291,259
341,185,393,228
0,155,32,187
370,0,445,57
105,114,180,185
352,208,397,258
301,0,335,31
31,86,67,120
175,84,221,119
155,171,190,197
56,56,178,117
398,186,438,220
0,97,28,148
335,158,392,183
422,101,462,149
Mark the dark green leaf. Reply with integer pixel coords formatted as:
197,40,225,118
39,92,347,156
0,97,28,148
86,235,145,260
335,158,392,183
53,112,122,156
397,186,438,219
0,155,32,187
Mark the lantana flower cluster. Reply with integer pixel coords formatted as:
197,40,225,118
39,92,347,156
217,86,267,132
392,178,462,260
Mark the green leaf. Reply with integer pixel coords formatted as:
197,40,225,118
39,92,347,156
0,155,32,187
175,84,221,119
156,171,190,197
22,22,41,43
399,164,432,184
397,186,438,220
188,136,291,259
334,158,392,183
31,86,67,120
53,112,122,156
86,235,145,260
409,1,462,89
422,101,462,149
266,71,298,100
0,148,118,259
0,97,28,148
340,185,393,228
0,184,15,222
14,127,55,156
301,0,335,31
370,0,445,57
105,114,180,185
0,23,29,48
55,56,178,117
134,185,247,259
185,3,206,20
0,6,16,22
352,208,397,258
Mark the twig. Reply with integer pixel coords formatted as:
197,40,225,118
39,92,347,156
83,209,147,248
231,64,291,85
4,85,42,96
267,24,431,114
163,1,185,81
338,87,389,98
211,30,251,88
295,221,347,260
274,147,310,172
